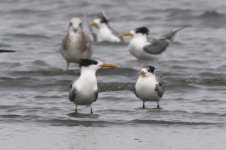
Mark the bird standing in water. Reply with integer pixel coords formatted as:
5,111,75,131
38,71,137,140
135,66,164,109
118,27,169,60
69,59,118,114
60,17,92,71
118,26,188,60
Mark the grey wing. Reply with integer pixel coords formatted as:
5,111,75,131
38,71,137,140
69,88,76,102
143,39,169,55
60,35,69,51
81,33,92,55
160,25,190,41
155,77,164,98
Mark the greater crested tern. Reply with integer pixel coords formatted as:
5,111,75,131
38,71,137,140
118,27,170,60
135,66,164,109
69,59,118,114
89,12,123,43
60,17,92,71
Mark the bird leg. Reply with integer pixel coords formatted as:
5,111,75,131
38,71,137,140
90,106,93,114
157,102,160,109
66,62,69,71
75,105,78,113
142,101,145,109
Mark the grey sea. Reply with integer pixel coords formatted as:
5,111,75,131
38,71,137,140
0,0,226,150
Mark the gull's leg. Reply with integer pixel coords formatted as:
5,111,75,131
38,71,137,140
142,101,145,109
66,62,69,71
157,102,160,109
75,105,78,113
90,106,93,114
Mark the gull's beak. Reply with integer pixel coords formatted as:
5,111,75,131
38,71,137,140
138,70,146,77
100,63,118,68
89,22,98,27
117,32,133,37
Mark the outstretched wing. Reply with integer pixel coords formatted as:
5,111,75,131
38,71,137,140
155,76,164,98
143,39,169,55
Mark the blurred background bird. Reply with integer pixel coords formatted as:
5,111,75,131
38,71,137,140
89,11,124,43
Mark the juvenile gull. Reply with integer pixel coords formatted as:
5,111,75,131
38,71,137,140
60,17,92,70
69,59,118,114
135,66,164,109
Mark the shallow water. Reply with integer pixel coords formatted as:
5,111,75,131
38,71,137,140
1,0,226,150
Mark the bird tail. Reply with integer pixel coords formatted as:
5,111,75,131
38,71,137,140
172,25,191,34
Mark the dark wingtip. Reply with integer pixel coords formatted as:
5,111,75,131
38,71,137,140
0,49,16,53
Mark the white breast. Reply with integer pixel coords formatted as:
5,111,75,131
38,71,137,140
97,27,120,42
135,75,159,102
129,37,160,60
73,70,98,105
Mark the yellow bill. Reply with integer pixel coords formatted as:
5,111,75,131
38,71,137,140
89,22,98,27
100,63,118,68
117,32,133,37
138,70,146,76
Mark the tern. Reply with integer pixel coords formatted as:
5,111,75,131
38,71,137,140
118,26,188,60
60,17,92,71
69,59,118,114
118,27,169,60
135,66,164,109
89,11,123,43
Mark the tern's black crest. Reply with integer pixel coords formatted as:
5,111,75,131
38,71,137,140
135,27,149,35
100,16,109,24
146,66,155,73
79,59,98,67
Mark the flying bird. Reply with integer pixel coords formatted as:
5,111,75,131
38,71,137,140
135,66,164,109
60,17,92,71
69,59,118,114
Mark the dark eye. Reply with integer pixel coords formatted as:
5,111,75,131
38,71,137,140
79,23,82,27
69,22,72,26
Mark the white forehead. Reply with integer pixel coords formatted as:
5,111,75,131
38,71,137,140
94,18,101,24
70,17,82,25
130,30,136,35
141,68,148,72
